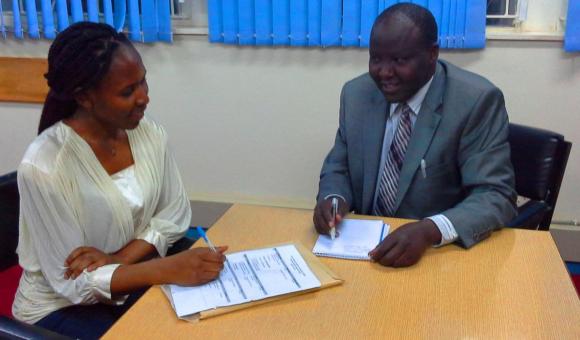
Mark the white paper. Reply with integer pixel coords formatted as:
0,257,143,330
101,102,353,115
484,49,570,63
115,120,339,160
313,219,389,260
167,244,321,317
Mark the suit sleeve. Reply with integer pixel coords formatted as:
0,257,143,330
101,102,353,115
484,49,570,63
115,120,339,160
317,85,354,207
442,87,517,248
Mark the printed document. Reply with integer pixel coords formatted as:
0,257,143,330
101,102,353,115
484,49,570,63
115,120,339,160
167,244,321,317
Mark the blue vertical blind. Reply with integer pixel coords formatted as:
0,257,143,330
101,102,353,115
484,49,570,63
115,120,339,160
565,0,580,52
0,0,173,43
207,0,487,48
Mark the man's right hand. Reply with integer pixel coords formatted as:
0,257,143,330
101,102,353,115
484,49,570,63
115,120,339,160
313,197,349,235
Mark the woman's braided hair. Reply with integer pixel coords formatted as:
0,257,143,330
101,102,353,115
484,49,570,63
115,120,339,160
38,22,132,134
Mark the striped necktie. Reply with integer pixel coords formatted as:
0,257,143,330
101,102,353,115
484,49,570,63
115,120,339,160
373,103,413,217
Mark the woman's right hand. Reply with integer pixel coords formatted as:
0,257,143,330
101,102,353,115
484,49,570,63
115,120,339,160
164,246,228,286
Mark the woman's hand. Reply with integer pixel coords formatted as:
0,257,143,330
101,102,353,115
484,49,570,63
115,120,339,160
65,246,120,279
109,246,229,295
163,246,228,286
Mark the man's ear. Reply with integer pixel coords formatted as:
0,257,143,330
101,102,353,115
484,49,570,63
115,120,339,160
429,43,440,63
74,90,93,112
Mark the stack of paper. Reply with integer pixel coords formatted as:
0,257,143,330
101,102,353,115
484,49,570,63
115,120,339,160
165,244,322,318
313,219,389,260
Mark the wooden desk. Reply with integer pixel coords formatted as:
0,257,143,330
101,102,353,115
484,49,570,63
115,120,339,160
105,204,580,339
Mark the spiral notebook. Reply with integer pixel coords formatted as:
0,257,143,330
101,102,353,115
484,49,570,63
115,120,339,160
312,219,389,260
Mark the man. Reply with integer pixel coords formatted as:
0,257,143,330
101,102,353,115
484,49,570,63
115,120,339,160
314,3,517,267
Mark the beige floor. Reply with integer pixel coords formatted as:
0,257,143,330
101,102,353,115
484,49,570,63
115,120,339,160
189,200,232,229
551,225,580,262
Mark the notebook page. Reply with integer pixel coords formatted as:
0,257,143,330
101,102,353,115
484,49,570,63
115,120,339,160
312,219,389,260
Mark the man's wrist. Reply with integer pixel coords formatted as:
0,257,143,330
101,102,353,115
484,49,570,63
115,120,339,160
322,194,351,216
427,215,458,246
422,219,442,245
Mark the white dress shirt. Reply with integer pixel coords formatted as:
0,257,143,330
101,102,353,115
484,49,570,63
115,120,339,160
373,77,458,246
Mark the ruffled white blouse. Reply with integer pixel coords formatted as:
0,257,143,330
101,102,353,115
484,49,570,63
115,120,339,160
111,165,144,229
12,117,191,324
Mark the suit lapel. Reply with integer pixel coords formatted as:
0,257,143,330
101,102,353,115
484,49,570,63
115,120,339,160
394,63,446,212
362,88,388,214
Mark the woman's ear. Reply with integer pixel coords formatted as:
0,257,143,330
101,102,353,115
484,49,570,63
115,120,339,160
74,90,93,112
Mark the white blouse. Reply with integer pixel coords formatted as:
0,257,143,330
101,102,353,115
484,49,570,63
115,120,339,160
12,117,191,324
111,165,144,229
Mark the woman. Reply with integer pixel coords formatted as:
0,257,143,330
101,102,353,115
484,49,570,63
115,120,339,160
12,22,227,338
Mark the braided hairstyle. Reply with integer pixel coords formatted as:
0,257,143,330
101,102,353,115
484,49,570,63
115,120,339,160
38,22,133,134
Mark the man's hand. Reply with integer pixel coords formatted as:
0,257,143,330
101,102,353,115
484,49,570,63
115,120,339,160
313,197,350,235
369,219,442,267
65,247,121,279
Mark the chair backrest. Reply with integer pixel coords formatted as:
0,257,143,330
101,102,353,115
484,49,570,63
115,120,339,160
0,315,72,339
0,172,19,270
508,123,572,230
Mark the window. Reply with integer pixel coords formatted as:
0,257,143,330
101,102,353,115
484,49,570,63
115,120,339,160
1,0,186,18
178,0,569,38
1,1,571,40
172,0,207,30
486,0,569,35
0,0,193,35
486,0,519,27
171,0,187,18
175,0,570,35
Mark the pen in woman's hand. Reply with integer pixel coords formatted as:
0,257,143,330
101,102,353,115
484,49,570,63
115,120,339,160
196,226,217,252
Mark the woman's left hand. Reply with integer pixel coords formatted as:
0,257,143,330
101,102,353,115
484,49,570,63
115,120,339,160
64,247,120,279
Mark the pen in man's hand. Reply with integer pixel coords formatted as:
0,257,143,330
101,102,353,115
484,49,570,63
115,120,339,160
330,197,338,240
196,226,217,252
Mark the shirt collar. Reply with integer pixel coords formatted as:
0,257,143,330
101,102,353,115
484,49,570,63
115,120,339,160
389,76,434,116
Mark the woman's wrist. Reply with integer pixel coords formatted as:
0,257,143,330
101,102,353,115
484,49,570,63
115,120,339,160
144,257,171,286
111,256,171,295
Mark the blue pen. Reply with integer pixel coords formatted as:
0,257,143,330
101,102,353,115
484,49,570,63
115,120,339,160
196,226,217,252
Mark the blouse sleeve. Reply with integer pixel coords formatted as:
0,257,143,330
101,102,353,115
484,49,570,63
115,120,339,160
18,163,124,305
136,146,191,257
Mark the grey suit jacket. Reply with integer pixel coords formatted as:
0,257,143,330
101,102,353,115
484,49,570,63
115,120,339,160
317,60,517,248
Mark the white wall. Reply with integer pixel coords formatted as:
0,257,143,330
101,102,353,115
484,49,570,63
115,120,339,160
1,37,579,222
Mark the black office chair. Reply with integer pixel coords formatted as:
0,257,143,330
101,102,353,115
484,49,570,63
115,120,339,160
0,316,71,339
0,171,19,271
506,123,572,230
1,171,71,339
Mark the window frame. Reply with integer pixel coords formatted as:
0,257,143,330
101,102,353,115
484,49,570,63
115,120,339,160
0,0,569,41
485,0,568,41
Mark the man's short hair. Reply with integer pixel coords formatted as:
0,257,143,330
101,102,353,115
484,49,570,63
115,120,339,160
374,3,438,47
